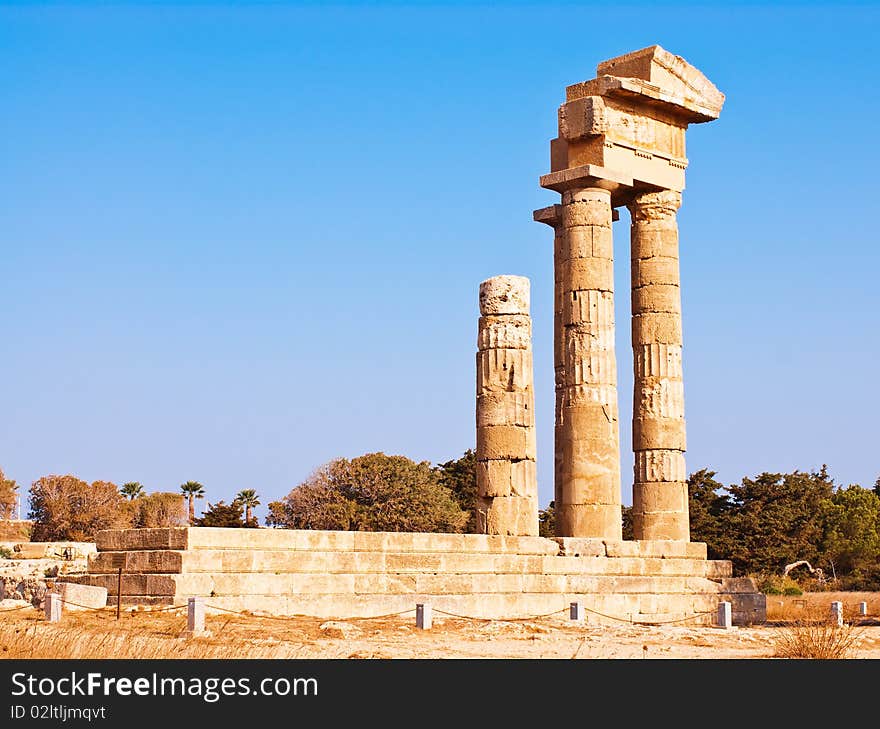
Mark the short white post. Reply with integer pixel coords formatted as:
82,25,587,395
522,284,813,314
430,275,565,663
831,601,844,627
859,601,868,617
717,601,732,629
44,592,62,623
187,596,205,633
416,603,432,630
569,602,584,623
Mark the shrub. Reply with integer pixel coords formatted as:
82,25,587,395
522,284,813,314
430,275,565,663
772,608,862,659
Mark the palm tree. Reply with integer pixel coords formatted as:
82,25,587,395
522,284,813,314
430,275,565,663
235,489,260,525
120,482,145,500
180,481,205,525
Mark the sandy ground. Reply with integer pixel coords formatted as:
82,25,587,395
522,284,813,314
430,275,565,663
3,598,880,659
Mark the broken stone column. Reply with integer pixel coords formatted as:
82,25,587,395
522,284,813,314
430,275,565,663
558,187,622,539
628,189,689,541
475,275,538,536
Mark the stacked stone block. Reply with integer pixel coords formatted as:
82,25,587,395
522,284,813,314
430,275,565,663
475,275,538,536
557,187,622,539
628,190,689,540
60,527,766,625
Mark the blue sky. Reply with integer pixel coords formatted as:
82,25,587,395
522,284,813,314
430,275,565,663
2,2,878,522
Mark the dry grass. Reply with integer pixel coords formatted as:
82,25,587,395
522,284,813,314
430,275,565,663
3,598,880,659
770,606,863,659
0,607,337,659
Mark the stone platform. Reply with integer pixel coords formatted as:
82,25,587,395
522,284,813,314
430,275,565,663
62,527,765,625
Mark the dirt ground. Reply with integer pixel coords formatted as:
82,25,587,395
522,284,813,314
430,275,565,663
3,593,880,659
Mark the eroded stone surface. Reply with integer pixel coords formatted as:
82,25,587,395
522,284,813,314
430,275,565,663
476,276,538,536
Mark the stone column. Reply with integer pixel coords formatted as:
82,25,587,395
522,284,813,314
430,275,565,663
475,275,538,536
628,189,689,541
558,187,622,539
533,206,564,512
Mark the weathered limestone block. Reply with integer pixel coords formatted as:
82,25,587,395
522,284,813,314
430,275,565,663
558,95,607,141
631,283,681,313
477,459,537,498
475,348,534,394
479,275,531,315
475,496,539,537
51,582,108,610
477,314,532,350
562,224,614,261
634,450,687,483
475,391,534,428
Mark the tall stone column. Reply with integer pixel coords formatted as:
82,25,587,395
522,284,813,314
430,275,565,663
475,275,539,536
533,205,564,512
558,187,622,539
628,189,689,541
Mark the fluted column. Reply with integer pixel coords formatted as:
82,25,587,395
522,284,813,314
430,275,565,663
534,206,565,512
558,187,622,539
475,275,539,536
628,189,689,541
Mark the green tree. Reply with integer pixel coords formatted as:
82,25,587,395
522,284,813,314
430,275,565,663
271,453,468,533
687,468,733,560
235,489,261,527
120,482,145,500
0,467,18,520
722,466,835,575
195,500,251,528
621,504,633,541
434,449,478,533
819,484,880,585
538,501,556,538
180,481,205,525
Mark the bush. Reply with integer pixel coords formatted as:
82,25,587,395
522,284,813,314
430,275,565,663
29,475,132,541
195,500,257,528
772,608,862,659
270,453,468,533
0,546,12,559
756,573,803,596
131,492,188,528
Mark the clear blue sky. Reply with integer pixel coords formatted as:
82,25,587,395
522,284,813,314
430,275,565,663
2,1,878,523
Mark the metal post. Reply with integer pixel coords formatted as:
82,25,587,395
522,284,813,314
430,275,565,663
859,601,868,617
116,567,122,621
44,592,62,623
187,597,206,633
416,603,432,630
717,601,732,629
831,601,844,627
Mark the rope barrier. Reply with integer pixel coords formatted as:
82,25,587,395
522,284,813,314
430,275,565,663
203,603,416,622
0,603,39,613
431,607,569,622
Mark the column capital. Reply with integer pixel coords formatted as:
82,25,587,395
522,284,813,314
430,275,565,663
534,203,619,226
626,189,682,221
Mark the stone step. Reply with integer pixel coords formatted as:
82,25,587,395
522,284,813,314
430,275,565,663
86,548,731,578
93,526,713,561
95,527,562,555
99,591,728,624
67,571,729,597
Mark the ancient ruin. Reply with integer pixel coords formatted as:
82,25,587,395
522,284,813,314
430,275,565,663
63,46,766,626
534,44,723,541
475,275,538,536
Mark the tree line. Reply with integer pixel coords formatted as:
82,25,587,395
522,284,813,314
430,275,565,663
0,469,263,540
3,456,880,590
